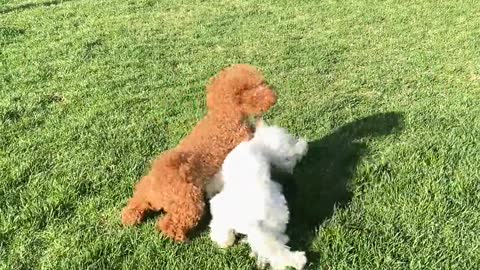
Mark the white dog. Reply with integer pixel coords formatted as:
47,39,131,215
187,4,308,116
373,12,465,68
208,119,308,270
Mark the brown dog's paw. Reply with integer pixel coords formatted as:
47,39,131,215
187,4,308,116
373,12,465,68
157,216,188,242
121,208,143,226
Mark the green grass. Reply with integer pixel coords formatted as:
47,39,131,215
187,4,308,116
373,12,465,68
1,0,480,269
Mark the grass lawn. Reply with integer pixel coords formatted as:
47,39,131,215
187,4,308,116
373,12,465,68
1,0,480,269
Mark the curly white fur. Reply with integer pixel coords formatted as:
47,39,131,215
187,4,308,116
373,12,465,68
208,120,308,270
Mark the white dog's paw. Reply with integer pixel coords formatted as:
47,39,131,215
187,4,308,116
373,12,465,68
288,251,307,270
210,229,235,248
270,251,307,270
255,256,268,269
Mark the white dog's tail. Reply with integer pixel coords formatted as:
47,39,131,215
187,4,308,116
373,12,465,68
247,225,307,270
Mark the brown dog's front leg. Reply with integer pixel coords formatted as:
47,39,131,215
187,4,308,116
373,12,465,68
156,183,205,242
121,176,154,226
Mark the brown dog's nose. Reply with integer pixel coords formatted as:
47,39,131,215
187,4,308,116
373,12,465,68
266,87,277,104
260,88,277,113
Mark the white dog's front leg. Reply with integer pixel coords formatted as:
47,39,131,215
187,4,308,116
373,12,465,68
205,172,224,199
210,224,235,248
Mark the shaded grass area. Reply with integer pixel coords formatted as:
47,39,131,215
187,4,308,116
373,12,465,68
1,0,480,269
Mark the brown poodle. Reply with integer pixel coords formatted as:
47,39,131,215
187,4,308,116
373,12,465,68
121,64,277,242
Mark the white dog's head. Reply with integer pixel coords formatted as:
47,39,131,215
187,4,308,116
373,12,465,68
254,119,308,173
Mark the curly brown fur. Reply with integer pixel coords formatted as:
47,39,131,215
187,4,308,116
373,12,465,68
122,64,277,242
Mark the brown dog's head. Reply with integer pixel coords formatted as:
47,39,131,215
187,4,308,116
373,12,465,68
206,64,277,116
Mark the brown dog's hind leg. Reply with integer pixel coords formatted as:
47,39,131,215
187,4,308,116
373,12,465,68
121,176,155,226
156,182,205,242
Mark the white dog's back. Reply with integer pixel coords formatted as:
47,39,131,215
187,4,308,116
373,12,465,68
210,141,289,234
209,122,308,270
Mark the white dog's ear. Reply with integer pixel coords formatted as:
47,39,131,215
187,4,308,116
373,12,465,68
256,117,266,128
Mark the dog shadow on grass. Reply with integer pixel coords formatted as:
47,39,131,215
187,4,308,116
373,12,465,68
273,112,404,267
